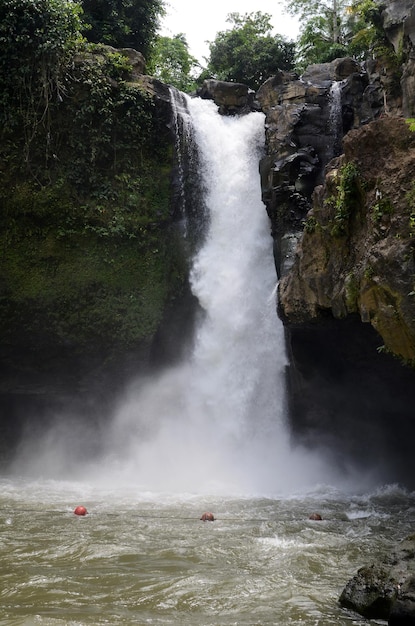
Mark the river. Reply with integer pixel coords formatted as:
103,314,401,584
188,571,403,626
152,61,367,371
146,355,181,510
1,479,415,625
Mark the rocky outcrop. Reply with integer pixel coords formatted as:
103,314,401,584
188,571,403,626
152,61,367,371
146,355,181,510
278,117,415,363
259,3,415,482
376,0,415,116
257,58,383,277
196,79,258,115
340,534,415,623
0,45,197,449
271,113,415,484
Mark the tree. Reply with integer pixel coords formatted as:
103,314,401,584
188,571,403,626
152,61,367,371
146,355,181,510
80,0,165,57
205,12,295,91
288,0,395,70
295,14,349,68
285,0,356,68
0,0,82,132
147,34,199,92
347,0,391,60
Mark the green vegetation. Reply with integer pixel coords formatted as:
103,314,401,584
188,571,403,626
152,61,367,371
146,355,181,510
345,271,359,311
0,0,187,373
0,0,82,139
284,0,398,72
285,0,352,68
147,33,199,92
372,195,394,224
203,12,295,91
406,183,415,237
329,162,362,237
304,215,318,234
80,0,165,58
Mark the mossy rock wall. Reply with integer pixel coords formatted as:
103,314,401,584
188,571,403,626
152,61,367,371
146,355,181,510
0,47,191,398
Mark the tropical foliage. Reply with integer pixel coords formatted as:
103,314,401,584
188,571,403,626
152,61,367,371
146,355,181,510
0,0,82,131
80,0,165,57
0,0,182,357
148,33,199,92
204,12,295,91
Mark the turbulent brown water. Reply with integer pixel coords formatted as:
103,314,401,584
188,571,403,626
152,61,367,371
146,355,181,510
2,95,413,625
1,479,415,625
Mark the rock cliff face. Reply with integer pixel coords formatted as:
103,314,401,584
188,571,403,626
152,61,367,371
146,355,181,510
0,48,198,459
279,117,415,363
258,2,415,484
377,0,415,116
257,57,383,277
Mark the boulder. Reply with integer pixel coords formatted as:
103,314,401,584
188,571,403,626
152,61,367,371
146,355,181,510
196,79,257,115
340,534,415,623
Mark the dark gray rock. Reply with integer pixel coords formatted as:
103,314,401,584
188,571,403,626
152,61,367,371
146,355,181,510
257,59,373,277
196,79,257,115
340,535,415,623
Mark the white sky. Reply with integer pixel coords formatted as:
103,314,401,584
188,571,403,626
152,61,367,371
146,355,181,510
160,0,300,66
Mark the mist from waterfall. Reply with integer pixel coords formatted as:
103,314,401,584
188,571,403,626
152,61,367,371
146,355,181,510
10,95,359,496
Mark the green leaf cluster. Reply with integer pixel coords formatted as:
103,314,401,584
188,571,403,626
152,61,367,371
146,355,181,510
80,0,165,57
0,0,83,132
285,0,391,71
330,162,362,237
147,33,199,93
204,12,295,91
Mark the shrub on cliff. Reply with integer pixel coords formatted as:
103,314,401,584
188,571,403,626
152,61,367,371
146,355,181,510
0,0,82,134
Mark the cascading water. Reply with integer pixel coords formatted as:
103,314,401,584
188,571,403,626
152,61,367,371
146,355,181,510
89,94,336,495
329,80,343,159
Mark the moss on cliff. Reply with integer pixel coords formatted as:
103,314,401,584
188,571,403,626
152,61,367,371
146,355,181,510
279,117,415,365
0,45,185,391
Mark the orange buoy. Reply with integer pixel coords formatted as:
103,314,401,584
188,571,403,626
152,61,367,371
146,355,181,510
309,513,322,520
74,505,88,516
200,512,215,521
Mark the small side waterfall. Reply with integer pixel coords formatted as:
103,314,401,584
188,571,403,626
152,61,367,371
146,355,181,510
169,88,193,228
329,80,344,158
169,86,208,250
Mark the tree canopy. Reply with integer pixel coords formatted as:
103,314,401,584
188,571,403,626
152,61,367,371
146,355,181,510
80,0,165,57
0,0,83,130
147,33,199,92
205,12,295,91
285,0,386,69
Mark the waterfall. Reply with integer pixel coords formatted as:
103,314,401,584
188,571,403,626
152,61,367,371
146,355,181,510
329,80,343,158
12,94,332,495
169,87,193,231
169,86,208,249
93,95,330,495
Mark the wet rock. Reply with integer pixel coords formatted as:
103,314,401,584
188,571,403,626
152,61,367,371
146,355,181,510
339,534,415,622
196,79,257,115
257,59,373,277
278,117,415,363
